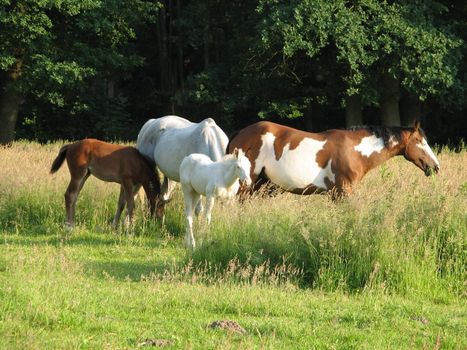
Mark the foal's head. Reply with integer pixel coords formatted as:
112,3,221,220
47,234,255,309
403,121,440,176
232,148,252,186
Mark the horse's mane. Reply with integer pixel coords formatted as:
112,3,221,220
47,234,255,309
136,150,161,193
347,125,425,147
222,153,238,161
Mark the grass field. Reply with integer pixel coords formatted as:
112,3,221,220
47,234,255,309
0,141,466,349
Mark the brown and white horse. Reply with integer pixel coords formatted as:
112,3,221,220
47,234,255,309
50,139,164,228
227,121,440,198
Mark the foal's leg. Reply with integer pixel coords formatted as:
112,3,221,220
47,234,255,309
204,195,215,226
182,186,198,249
122,179,136,229
64,169,90,228
194,197,204,217
134,184,145,207
112,186,126,228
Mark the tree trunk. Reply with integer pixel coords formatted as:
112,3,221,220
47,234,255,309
0,60,22,145
400,93,421,127
345,94,362,127
302,104,313,131
380,72,400,126
176,0,184,92
0,85,21,145
203,24,210,69
157,3,169,90
106,78,114,98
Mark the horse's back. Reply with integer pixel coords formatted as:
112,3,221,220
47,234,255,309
227,121,337,192
137,115,228,181
228,121,316,153
195,118,229,161
136,116,193,158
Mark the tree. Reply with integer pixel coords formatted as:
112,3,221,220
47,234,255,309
254,0,464,127
0,0,159,144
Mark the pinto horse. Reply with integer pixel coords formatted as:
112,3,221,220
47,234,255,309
50,139,164,228
227,121,440,198
180,148,252,249
136,115,229,218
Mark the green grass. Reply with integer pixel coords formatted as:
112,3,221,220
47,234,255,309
0,141,466,349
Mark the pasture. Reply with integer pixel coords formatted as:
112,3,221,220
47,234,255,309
0,141,466,349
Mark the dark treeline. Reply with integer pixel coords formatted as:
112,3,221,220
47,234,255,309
0,0,466,146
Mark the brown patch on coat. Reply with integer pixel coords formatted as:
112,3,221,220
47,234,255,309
272,124,326,160
228,122,265,181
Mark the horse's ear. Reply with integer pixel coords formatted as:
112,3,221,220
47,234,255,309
413,120,421,132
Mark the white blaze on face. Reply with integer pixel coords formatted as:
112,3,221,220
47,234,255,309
354,135,385,157
417,137,440,168
254,132,334,190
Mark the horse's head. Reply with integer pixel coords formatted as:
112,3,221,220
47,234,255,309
233,148,252,186
153,196,171,222
404,121,440,176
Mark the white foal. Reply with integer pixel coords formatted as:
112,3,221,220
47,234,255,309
180,148,252,249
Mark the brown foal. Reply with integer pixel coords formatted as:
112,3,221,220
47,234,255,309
50,139,164,228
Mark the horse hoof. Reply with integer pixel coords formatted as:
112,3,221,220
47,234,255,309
64,222,74,231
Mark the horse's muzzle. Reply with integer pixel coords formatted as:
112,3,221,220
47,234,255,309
240,178,252,186
425,165,440,176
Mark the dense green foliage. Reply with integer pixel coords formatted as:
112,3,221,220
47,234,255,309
0,0,465,144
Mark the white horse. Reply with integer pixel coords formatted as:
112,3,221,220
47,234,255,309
136,115,229,219
180,148,252,249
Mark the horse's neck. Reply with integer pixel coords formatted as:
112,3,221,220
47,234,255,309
220,160,238,188
361,135,407,172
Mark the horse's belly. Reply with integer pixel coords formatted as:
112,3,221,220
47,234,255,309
157,161,182,182
153,131,213,182
154,146,187,182
262,150,333,191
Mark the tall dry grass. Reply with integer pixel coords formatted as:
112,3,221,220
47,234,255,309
0,141,465,298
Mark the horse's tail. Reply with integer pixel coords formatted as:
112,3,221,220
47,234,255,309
50,144,70,174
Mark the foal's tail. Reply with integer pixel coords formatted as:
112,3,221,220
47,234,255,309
50,144,69,174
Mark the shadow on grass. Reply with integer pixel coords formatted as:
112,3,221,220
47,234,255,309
83,259,179,282
0,230,171,250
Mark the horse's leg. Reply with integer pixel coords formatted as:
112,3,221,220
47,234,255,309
112,186,126,228
132,183,144,211
332,177,353,201
159,176,176,225
182,186,196,249
122,179,135,229
204,195,215,226
236,171,261,202
64,169,89,228
194,196,204,217
134,184,145,208
161,176,177,202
